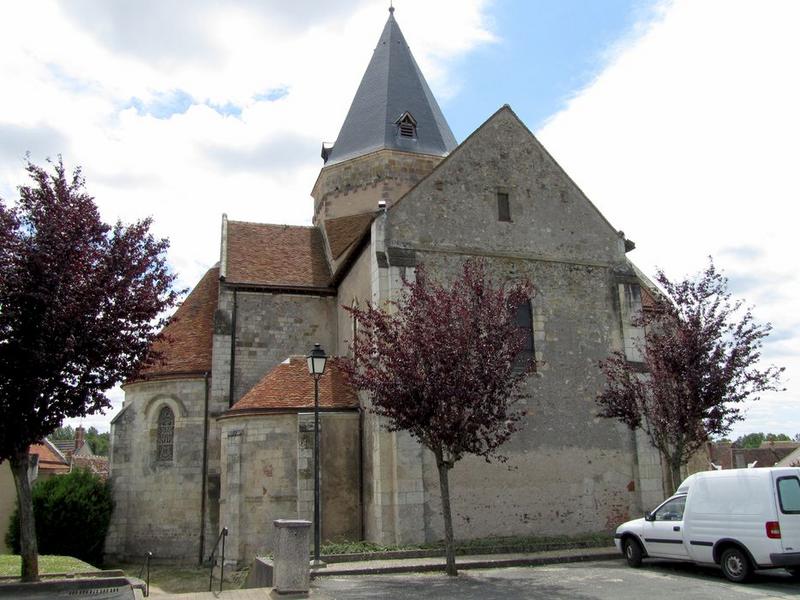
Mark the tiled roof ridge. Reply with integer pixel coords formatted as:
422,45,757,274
227,355,358,413
226,219,314,229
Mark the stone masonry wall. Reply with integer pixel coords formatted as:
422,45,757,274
312,149,443,225
219,412,360,564
106,378,208,562
212,287,338,408
360,107,651,544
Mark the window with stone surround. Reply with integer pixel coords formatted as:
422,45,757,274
156,405,175,462
497,191,511,222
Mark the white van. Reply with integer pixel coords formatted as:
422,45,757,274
614,467,800,582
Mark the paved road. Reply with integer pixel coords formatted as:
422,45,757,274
312,559,799,599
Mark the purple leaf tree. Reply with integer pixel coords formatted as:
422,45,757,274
0,158,180,581
340,259,535,576
597,260,784,493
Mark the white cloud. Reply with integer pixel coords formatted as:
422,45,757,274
538,0,800,439
0,0,495,432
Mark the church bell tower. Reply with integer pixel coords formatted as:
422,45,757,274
312,7,458,226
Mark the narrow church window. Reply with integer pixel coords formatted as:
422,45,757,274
156,406,175,462
498,192,511,222
514,300,535,371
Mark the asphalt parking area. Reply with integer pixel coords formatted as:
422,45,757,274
312,559,799,599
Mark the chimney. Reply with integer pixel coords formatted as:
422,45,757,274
75,426,85,451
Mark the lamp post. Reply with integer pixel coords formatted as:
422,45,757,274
306,343,328,568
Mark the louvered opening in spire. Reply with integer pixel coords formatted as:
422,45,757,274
323,9,457,165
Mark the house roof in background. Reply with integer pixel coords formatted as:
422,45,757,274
228,356,358,413
225,221,331,288
29,440,70,474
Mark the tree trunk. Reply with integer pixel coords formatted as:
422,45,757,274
9,449,39,582
434,448,457,576
668,458,683,494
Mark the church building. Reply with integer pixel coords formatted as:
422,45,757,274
106,8,664,565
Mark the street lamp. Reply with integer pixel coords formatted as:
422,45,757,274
306,343,328,568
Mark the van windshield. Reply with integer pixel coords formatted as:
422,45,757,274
777,477,800,514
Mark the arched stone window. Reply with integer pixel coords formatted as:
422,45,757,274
156,405,175,462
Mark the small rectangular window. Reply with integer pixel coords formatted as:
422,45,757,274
777,476,800,513
497,192,510,222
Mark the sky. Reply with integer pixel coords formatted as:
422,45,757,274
0,0,797,440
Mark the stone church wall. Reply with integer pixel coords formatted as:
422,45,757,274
106,378,208,562
218,411,359,564
212,288,338,407
357,107,652,544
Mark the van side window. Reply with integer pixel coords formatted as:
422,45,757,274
777,477,800,514
653,496,686,521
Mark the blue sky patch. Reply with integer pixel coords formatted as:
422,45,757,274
444,0,661,139
126,89,195,119
254,87,289,102
208,101,243,118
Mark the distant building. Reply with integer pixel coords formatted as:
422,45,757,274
107,8,663,564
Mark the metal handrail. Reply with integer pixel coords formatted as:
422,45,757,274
137,551,152,597
207,527,228,592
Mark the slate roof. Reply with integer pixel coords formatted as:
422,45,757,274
225,220,331,288
51,439,75,458
324,212,375,260
228,356,358,413
324,8,457,165
136,266,219,380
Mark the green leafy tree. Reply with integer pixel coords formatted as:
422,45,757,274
6,469,113,567
733,432,792,448
0,158,179,580
49,426,75,441
85,427,109,456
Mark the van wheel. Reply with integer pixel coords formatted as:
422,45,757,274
623,538,643,568
720,547,751,583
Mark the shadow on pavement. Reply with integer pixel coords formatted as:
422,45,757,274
641,559,798,592
315,571,597,600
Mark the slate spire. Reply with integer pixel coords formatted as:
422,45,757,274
322,8,458,165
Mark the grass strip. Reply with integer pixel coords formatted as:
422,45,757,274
0,554,95,577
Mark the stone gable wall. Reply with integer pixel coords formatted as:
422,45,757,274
357,107,655,544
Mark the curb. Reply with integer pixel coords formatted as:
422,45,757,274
312,550,621,577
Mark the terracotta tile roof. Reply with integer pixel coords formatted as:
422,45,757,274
229,356,358,412
29,441,70,475
137,266,219,379
324,213,374,260
225,221,331,288
71,456,110,480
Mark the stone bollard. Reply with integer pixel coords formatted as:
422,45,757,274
272,519,311,594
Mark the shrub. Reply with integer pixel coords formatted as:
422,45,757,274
5,469,113,567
